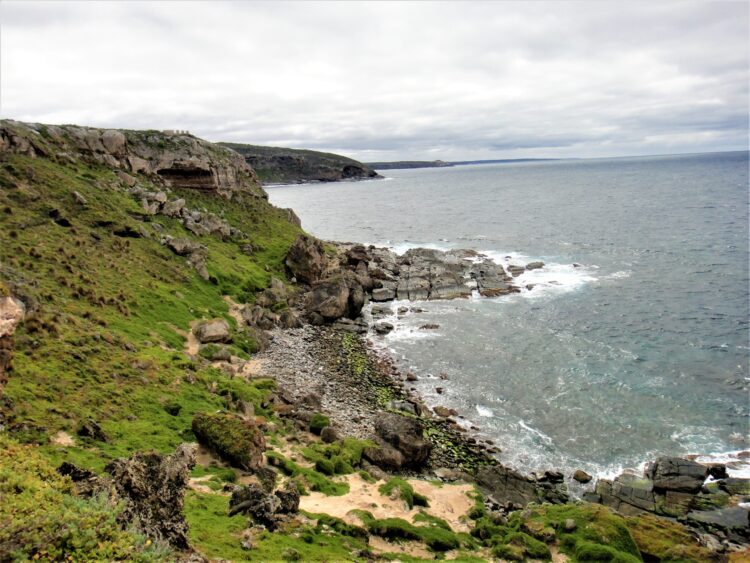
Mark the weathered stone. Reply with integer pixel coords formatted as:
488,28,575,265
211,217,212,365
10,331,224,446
76,418,108,442
229,484,281,529
375,413,431,468
687,506,750,541
477,465,567,507
285,235,327,284
0,296,24,395
193,319,231,343
101,130,126,154
434,406,458,418
320,426,339,444
105,443,196,549
596,474,655,514
647,457,707,493
363,443,405,470
374,322,394,335
573,469,593,484
525,261,545,270
162,198,186,217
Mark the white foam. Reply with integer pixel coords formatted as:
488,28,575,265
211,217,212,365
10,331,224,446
690,450,750,478
476,405,494,417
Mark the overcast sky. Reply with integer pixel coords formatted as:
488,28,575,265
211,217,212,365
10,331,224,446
1,1,747,161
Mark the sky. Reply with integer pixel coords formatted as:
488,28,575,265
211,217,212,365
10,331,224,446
1,1,748,161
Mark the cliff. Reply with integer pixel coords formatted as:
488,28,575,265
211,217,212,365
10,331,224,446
220,142,380,184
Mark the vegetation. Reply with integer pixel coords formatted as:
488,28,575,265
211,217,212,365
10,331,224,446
0,434,170,561
378,477,429,509
266,451,350,496
353,510,462,552
308,413,330,434
191,412,264,470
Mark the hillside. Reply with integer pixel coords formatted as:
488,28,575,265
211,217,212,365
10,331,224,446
219,142,380,185
0,120,742,562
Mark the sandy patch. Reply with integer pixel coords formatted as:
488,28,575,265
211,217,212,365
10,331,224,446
186,320,200,356
367,536,432,559
51,431,75,446
299,474,475,533
239,358,265,378
223,295,245,327
551,546,570,562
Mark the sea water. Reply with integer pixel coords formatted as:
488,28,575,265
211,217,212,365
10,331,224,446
268,152,749,480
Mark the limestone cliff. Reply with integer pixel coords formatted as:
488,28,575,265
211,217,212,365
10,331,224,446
0,120,265,199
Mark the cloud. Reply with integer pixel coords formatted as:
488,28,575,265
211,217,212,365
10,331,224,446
1,1,747,160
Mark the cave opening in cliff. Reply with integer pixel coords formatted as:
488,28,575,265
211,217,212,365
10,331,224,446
157,167,214,190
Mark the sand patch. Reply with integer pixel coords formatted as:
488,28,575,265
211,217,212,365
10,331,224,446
239,358,265,378
299,474,475,533
223,295,245,327
51,431,75,446
185,320,200,356
367,536,432,559
551,546,571,562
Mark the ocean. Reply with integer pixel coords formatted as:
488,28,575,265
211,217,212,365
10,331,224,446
267,151,750,481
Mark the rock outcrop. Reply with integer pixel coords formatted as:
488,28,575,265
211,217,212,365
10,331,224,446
477,465,569,508
586,456,750,543
105,443,196,549
0,293,24,396
220,142,380,185
0,120,265,199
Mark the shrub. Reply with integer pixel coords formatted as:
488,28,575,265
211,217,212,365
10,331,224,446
308,413,330,434
378,477,429,509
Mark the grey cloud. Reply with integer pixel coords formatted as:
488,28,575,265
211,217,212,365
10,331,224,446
1,1,747,161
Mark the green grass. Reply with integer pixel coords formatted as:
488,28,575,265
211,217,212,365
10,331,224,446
353,510,462,552
300,437,376,476
378,477,429,509
266,451,350,496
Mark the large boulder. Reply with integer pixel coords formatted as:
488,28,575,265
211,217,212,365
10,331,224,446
228,483,300,531
285,234,327,284
374,413,431,468
362,442,405,470
191,412,265,470
105,443,196,549
646,457,707,493
595,473,656,515
193,319,231,343
305,272,365,322
477,464,568,508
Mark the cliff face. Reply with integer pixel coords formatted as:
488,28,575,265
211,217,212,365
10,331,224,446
220,142,380,185
0,120,265,199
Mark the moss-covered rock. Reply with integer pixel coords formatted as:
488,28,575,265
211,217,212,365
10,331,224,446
192,412,265,470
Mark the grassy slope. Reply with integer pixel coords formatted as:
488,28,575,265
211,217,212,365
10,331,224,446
0,144,720,562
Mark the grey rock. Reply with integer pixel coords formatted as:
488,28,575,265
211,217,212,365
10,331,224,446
193,319,231,343
647,457,708,493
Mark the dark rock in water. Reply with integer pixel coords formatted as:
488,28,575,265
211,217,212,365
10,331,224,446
370,304,393,317
389,399,419,416
77,418,108,442
476,464,568,507
285,234,327,285
647,457,707,493
406,372,418,382
363,443,405,470
573,469,593,484
105,443,196,549
420,323,440,330
540,470,565,484
375,413,431,468
525,261,545,270
507,265,525,277
435,387,445,394
705,464,728,480
374,322,394,335
433,405,458,418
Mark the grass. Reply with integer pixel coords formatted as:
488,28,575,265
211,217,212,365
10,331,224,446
266,451,350,496
378,477,430,509
300,437,375,476
352,510,462,552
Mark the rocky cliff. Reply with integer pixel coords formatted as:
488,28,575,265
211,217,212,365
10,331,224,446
220,142,380,184
1,120,265,199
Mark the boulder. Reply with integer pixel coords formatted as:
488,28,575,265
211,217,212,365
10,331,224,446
573,469,593,484
374,322,394,335
228,484,281,529
105,443,196,549
306,272,365,322
434,406,458,418
193,319,231,343
646,457,707,493
285,235,327,284
101,130,126,154
525,261,545,270
0,295,24,394
595,474,656,515
76,418,108,442
161,198,186,217
363,443,405,470
374,413,431,467
477,465,566,508
192,412,265,471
